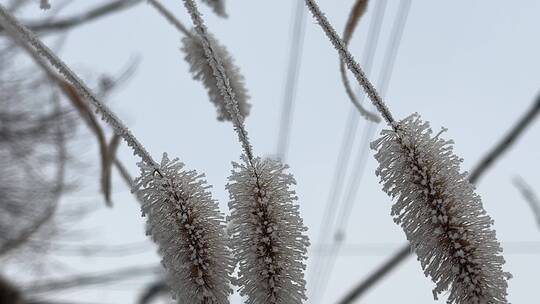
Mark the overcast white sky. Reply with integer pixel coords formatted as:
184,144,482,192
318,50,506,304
5,0,540,303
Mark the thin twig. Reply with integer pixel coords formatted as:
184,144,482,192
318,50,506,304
309,1,387,301
0,0,143,34
147,0,192,38
469,96,540,183
0,91,67,257
304,0,395,125
24,265,161,294
338,93,540,304
339,0,380,123
513,176,540,228
182,0,254,163
0,4,156,166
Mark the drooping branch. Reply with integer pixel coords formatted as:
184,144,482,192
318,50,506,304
338,93,540,304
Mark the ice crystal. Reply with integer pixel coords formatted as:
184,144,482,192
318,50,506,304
371,114,510,304
182,30,250,122
134,153,233,304
226,156,309,304
201,0,227,18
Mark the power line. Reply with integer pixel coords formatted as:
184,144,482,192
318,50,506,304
315,0,412,301
308,1,388,302
276,0,307,161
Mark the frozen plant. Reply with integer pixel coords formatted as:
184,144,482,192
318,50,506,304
227,156,309,304
371,114,510,303
182,30,251,122
181,0,310,302
134,153,234,303
147,0,249,123
303,0,510,302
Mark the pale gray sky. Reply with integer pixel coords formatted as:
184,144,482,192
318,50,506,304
7,0,540,303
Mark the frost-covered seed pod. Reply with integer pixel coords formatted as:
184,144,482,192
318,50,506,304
227,156,309,304
134,153,233,304
200,0,227,17
371,114,510,304
182,30,250,122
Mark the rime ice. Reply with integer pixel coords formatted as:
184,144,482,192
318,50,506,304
371,114,510,304
227,156,309,304
134,153,233,304
182,30,250,122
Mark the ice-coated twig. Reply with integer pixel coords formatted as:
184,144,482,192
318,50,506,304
304,0,394,125
0,4,156,166
181,0,254,162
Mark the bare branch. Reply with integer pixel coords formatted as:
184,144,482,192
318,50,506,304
0,0,143,34
469,95,540,183
24,265,161,294
137,280,169,304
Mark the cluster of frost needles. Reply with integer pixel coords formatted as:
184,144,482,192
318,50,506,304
372,114,510,303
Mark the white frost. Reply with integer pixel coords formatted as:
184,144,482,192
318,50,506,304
134,153,233,304
227,156,309,304
182,30,250,122
371,114,510,304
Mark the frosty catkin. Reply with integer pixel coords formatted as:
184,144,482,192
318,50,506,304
371,114,510,303
182,1,310,302
182,30,251,122
227,156,309,304
134,153,233,303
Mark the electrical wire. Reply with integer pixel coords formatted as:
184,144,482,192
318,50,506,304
313,0,412,301
308,1,387,302
276,0,307,161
